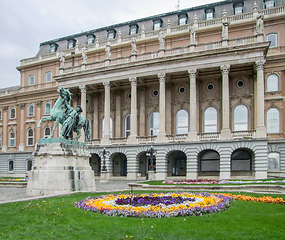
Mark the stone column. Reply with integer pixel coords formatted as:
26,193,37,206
2,106,8,152
115,90,121,138
188,69,198,141
92,93,99,139
165,83,172,134
36,101,42,143
79,85,87,119
139,87,146,136
255,60,266,138
128,77,138,144
18,103,26,151
157,73,166,142
101,81,111,145
220,65,231,139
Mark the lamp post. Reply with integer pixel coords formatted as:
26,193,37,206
146,145,156,180
100,147,110,182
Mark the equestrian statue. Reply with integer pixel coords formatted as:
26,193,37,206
37,87,91,143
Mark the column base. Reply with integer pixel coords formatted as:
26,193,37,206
156,172,167,180
219,171,231,180
2,146,7,152
127,135,138,144
19,144,25,152
220,128,231,140
127,173,138,180
100,170,109,182
187,131,197,141
186,172,198,179
256,126,266,138
148,170,156,181
255,171,267,179
156,132,166,142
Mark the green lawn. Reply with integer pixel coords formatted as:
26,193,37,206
0,191,284,240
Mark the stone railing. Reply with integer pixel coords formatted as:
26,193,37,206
0,88,20,97
20,81,58,92
138,136,157,144
166,134,188,142
110,137,127,145
198,132,221,140
231,130,256,139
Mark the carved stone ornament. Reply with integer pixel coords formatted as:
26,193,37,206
79,85,87,93
255,60,266,71
3,106,8,111
19,103,26,109
36,101,42,106
103,81,110,90
129,77,137,86
158,73,166,82
188,69,197,78
220,65,230,75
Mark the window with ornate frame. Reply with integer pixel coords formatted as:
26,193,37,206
45,102,51,115
10,107,16,119
266,33,278,48
149,112,159,135
233,104,248,131
125,114,131,137
204,107,218,133
266,73,279,92
27,128,34,146
9,130,16,147
28,104,34,117
44,127,51,138
29,75,35,85
175,109,189,134
267,108,280,133
45,71,52,83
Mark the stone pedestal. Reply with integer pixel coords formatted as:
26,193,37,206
26,138,96,197
148,170,156,181
99,170,109,183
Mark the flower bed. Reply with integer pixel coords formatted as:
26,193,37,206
221,193,285,204
0,178,26,182
162,179,285,185
75,192,232,218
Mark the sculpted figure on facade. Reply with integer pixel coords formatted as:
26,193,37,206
131,38,137,54
81,47,88,64
256,10,264,34
105,42,112,59
222,10,229,40
189,24,196,44
158,30,165,49
59,52,65,68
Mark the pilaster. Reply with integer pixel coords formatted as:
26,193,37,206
18,103,26,151
188,69,198,141
128,77,138,144
157,73,166,142
101,81,111,145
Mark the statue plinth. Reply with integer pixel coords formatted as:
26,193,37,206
26,138,96,197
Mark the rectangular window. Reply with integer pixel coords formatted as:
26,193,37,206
8,160,14,172
49,43,58,53
87,34,95,44
153,19,162,30
107,30,116,40
266,33,277,48
265,0,275,9
178,14,188,25
234,3,243,15
130,25,138,35
29,75,35,85
205,9,214,20
67,39,76,49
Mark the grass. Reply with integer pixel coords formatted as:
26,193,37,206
0,191,285,239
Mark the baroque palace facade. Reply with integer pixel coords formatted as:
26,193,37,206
1,0,285,180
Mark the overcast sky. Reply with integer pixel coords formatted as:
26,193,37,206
0,0,219,89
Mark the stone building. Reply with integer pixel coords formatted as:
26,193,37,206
1,0,285,180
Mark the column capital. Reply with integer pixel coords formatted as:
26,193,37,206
188,69,197,78
103,81,110,90
255,59,266,71
19,103,26,109
129,77,137,86
157,73,166,82
220,65,230,75
79,85,86,93
3,106,8,111
36,101,42,107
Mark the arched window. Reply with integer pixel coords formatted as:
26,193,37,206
268,152,280,170
8,160,14,172
149,112,159,135
233,105,248,131
0,133,2,147
176,109,189,134
45,102,51,115
10,107,16,119
9,130,16,147
267,108,280,133
28,104,34,117
26,160,33,171
231,150,251,171
44,127,51,138
29,75,35,85
0,109,2,120
266,33,278,48
45,71,52,83
102,118,113,138
204,107,218,133
266,74,279,92
125,114,131,137
27,128,34,146
200,150,220,171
